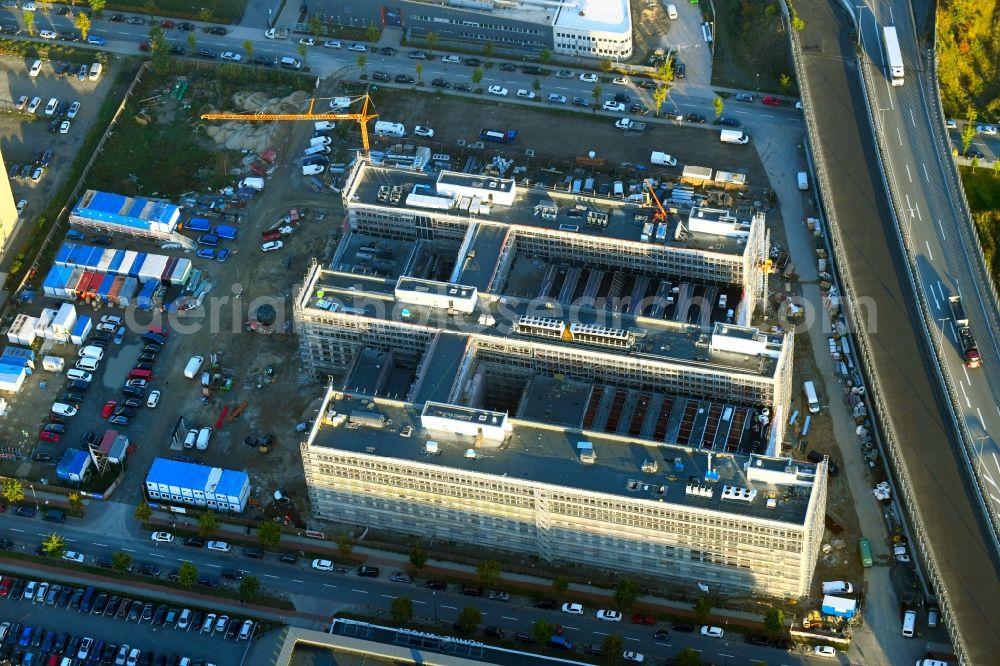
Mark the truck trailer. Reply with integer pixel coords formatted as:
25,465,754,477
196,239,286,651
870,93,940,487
948,296,982,368
882,26,904,86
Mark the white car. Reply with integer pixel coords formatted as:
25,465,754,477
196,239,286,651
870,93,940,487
596,610,622,622
206,540,231,552
347,43,367,52
488,85,508,97
31,167,43,182
146,390,161,408
700,625,724,639
27,96,41,114
945,119,957,129
44,97,58,116
298,37,315,46
62,551,85,563
603,101,626,112
220,51,242,62
28,59,42,77
22,1,36,9
150,531,174,543
126,648,141,666
59,121,71,134
261,240,284,252
323,40,342,48
39,30,57,40
201,613,216,633
101,315,123,325
302,164,325,176
622,652,645,663
15,95,27,110
315,121,336,131
579,72,598,83
16,200,27,216
414,125,434,138
976,124,998,135
612,76,629,85
67,369,92,382
813,645,837,658
51,402,77,417
561,602,584,615
67,101,80,119
516,89,536,99
547,93,567,104
441,54,461,63
311,558,334,571
95,323,116,333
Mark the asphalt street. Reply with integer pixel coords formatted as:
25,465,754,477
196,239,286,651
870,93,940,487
796,0,1000,662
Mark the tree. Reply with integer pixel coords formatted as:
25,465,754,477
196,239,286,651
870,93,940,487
390,596,413,622
186,33,196,50
23,10,34,36
539,48,552,65
531,618,554,645
426,32,439,53
243,39,254,60
532,78,541,92
409,544,428,571
592,83,602,104
298,42,308,63
2,478,24,504
477,559,501,587
713,96,724,118
42,533,66,558
415,62,423,82
652,85,668,116
482,41,494,60
676,648,702,666
791,15,805,31
599,58,613,72
197,7,213,23
961,107,978,153
197,511,218,537
178,561,197,587
336,533,355,555
453,606,480,634
111,550,132,574
239,575,260,599
257,522,281,547
763,606,785,635
694,596,713,624
366,21,379,43
779,73,792,92
134,501,152,521
356,54,367,71
88,0,105,18
656,59,674,81
971,155,980,172
75,12,91,40
602,633,624,659
614,578,640,613
552,576,569,595
149,25,171,73
67,492,84,514
471,67,483,85
308,15,322,38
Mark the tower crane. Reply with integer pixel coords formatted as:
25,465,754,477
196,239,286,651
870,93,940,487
200,94,379,154
644,178,668,222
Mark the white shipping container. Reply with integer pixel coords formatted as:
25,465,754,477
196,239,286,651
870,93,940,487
119,251,139,277
51,303,78,335
96,249,114,272
42,356,65,372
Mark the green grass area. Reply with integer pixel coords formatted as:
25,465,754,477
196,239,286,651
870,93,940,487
85,60,313,198
960,166,1000,284
711,0,798,95
105,0,248,24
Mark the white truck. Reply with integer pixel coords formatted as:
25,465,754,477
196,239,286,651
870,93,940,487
42,356,65,372
650,151,677,166
822,581,854,594
264,27,288,39
882,26,904,86
615,118,646,132
373,121,406,138
239,177,264,191
720,129,749,144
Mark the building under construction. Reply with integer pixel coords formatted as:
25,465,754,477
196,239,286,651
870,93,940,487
294,162,825,597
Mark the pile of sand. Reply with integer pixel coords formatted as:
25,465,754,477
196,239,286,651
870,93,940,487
203,90,311,152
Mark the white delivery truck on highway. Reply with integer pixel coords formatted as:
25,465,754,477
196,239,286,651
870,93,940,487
882,26,904,86
720,129,749,144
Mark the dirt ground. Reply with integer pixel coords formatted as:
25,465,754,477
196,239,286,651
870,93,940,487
711,0,797,94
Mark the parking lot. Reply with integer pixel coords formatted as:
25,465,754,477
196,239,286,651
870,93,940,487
0,572,253,665
0,53,117,234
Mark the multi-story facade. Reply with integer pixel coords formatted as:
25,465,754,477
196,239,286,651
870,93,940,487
319,0,633,60
294,161,822,598
0,147,21,255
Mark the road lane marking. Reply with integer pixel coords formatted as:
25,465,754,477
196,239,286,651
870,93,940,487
625,637,640,642
441,604,457,610
205,563,219,568
150,553,164,558
937,219,947,240
949,321,958,343
896,127,903,146
928,283,939,310
978,407,985,425
324,584,339,589
905,164,912,182
413,600,427,605
910,108,916,126
291,579,303,583
381,594,397,599
936,281,946,303
122,548,135,552
262,574,278,579
963,365,971,384
959,381,972,408
915,203,922,221
922,163,930,182
351,588,368,594
925,240,933,260
563,626,579,630
593,631,609,636
9,528,22,533
92,543,108,547
502,616,518,621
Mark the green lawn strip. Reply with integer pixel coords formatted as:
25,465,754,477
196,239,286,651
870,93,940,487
104,0,248,24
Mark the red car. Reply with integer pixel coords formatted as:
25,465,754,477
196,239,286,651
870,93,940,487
160,20,175,28
138,42,150,52
148,326,169,338
101,400,117,419
0,578,12,597
261,230,281,242
38,431,60,443
761,95,781,106
631,614,656,625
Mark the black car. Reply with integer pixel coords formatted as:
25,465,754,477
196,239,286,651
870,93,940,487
153,604,168,625
372,71,390,82
499,63,516,72
243,547,265,559
197,49,217,59
138,353,157,363
964,148,986,159
183,536,205,548
533,598,558,610
614,92,630,104
141,602,154,622
686,113,706,123
190,610,205,631
43,423,66,433
221,568,243,581
629,103,649,115
67,379,90,392
379,46,397,55
251,56,274,66
637,79,658,90
670,622,695,633
431,78,450,88
126,16,145,25
109,13,125,22
197,576,220,588
60,392,85,404
122,386,145,399
178,22,195,31
93,592,109,614
136,562,160,576
454,83,472,92
104,595,120,616
48,119,61,133
745,633,770,646
675,62,686,78
204,26,228,35
394,74,415,84
460,585,483,597
714,116,741,127
0,538,12,550
654,629,669,641
9,580,25,601
14,506,36,517
522,65,546,75
279,552,298,563
464,58,481,67
226,621,241,640
123,397,143,408
424,580,446,590
572,97,590,107
54,632,69,653
113,406,138,418
357,565,380,578
92,235,112,246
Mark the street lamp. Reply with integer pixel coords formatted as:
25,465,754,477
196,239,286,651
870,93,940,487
432,591,438,623
855,3,872,50
29,484,37,512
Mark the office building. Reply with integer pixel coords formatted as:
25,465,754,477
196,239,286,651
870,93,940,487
0,147,21,255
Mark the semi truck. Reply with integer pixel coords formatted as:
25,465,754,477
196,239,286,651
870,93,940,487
615,118,646,132
948,296,982,368
882,26,904,86
719,129,749,144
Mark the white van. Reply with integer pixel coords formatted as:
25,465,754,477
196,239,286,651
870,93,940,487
821,581,853,594
666,3,678,19
29,59,42,78
314,121,335,132
302,164,326,175
373,121,406,138
196,427,212,451
901,609,916,638
612,181,624,198
78,345,104,361
279,56,302,70
303,144,330,157
183,429,198,449
803,380,820,413
183,355,204,379
309,136,332,147
67,368,93,383
75,357,99,372
797,171,809,191
88,62,102,81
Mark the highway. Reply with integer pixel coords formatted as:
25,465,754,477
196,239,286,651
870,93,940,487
0,511,823,665
795,0,1000,662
